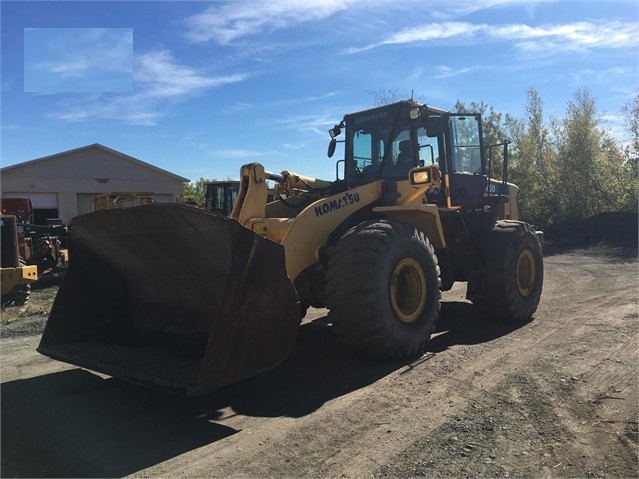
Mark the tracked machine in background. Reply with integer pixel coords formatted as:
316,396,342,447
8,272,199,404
38,100,544,395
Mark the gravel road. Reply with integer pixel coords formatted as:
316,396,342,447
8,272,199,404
1,243,637,478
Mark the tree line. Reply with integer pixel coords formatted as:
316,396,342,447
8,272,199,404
455,88,638,229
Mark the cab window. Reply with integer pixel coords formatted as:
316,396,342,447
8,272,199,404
417,127,439,165
352,129,384,179
450,115,482,174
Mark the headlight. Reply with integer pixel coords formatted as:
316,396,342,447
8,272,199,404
410,165,441,186
411,170,430,184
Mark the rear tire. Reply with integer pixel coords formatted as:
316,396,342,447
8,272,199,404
325,219,441,359
472,221,543,321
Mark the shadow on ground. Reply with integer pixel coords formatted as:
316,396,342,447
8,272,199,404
430,301,533,353
0,369,237,478
1,302,530,478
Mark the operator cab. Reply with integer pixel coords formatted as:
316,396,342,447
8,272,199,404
205,181,240,216
328,100,490,208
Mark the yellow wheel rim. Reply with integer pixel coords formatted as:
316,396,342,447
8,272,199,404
390,258,427,323
516,249,536,297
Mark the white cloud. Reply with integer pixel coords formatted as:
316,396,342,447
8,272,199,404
345,22,483,53
433,65,474,79
428,0,557,19
384,22,482,46
282,143,307,149
490,21,639,52
184,0,356,44
345,20,639,55
33,60,91,77
135,50,247,98
29,28,133,76
569,67,628,83
48,49,248,125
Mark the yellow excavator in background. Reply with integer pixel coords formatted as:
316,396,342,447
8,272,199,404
38,100,543,395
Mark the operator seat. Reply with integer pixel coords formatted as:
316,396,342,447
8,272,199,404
392,140,413,177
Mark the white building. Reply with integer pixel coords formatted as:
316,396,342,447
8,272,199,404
1,144,188,224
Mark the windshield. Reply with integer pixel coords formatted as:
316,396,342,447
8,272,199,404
346,103,416,182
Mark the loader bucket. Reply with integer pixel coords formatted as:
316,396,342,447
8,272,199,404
37,204,301,395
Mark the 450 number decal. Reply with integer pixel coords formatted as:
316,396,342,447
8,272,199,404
314,192,360,217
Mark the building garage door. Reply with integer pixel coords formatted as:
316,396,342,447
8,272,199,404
2,192,59,225
76,193,99,217
2,192,58,208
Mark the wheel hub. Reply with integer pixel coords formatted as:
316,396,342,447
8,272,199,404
516,249,536,297
390,258,426,323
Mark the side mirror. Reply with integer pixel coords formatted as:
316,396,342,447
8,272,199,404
327,138,337,158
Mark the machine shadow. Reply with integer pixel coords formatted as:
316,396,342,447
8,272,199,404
190,316,409,419
1,304,531,478
0,318,407,478
176,303,531,419
0,369,237,478
429,300,534,353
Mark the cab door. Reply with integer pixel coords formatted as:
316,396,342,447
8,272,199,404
447,114,487,206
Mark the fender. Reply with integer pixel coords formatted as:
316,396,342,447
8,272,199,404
372,203,446,249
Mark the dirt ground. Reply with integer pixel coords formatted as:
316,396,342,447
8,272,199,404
1,235,637,477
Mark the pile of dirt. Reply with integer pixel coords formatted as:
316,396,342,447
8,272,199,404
544,211,638,249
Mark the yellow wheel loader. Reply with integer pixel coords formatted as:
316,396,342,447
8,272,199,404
1,215,38,307
38,100,543,395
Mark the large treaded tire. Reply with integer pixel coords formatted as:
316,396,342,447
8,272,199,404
325,219,441,359
472,221,543,322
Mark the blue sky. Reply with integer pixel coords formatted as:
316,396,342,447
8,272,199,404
1,0,638,182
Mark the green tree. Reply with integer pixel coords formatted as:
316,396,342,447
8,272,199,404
181,177,211,205
619,91,639,211
553,88,627,220
621,91,639,165
506,88,559,227
593,136,635,212
554,89,596,218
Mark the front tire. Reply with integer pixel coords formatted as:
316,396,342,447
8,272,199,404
325,219,441,359
472,221,543,321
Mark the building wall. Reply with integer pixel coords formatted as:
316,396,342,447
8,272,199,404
1,146,186,224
